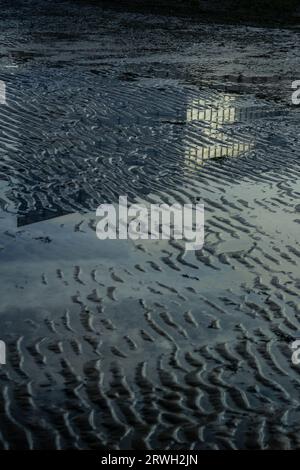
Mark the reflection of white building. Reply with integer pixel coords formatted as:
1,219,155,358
185,94,253,169
0,80,6,105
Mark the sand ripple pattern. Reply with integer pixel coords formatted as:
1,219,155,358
0,3,300,450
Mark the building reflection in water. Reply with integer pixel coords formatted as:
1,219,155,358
185,94,254,170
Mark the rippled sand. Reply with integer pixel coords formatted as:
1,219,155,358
0,0,300,450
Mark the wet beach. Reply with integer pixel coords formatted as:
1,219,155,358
0,0,300,450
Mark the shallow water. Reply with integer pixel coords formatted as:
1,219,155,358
0,0,300,450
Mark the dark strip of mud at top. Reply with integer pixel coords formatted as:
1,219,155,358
75,0,300,26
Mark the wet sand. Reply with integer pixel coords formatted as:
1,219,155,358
0,0,300,450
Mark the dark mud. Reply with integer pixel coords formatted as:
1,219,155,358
0,0,300,450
